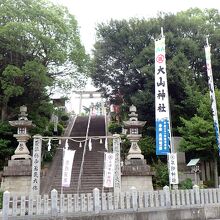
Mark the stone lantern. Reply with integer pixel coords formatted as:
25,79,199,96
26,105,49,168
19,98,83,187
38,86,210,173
9,105,34,160
121,105,154,192
1,106,34,195
123,105,146,160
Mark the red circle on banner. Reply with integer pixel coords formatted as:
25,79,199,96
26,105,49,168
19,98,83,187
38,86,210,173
156,54,164,63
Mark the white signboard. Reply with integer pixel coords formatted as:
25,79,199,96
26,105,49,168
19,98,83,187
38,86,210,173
168,153,179,185
62,149,75,187
31,135,42,195
103,152,115,188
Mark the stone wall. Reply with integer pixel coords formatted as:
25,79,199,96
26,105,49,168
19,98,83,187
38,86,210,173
121,176,153,191
1,176,31,195
6,205,220,220
3,186,220,220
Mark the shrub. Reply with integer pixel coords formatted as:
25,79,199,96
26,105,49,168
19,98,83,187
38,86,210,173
108,122,122,134
60,114,69,121
152,160,169,189
179,178,193,189
203,180,215,188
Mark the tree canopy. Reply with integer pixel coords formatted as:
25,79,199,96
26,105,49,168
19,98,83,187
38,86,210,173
0,0,89,120
0,0,89,166
178,90,220,158
90,8,220,132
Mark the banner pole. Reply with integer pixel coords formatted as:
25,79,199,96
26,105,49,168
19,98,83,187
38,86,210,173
61,148,64,195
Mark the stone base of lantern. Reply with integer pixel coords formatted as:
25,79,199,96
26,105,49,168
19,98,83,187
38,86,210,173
121,159,154,192
1,159,32,195
11,154,31,160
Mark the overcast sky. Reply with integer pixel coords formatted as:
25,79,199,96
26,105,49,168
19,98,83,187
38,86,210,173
51,0,220,113
52,0,220,53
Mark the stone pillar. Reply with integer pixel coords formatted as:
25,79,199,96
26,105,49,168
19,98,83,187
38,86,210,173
113,134,121,193
2,191,10,220
51,189,58,217
93,188,100,213
163,185,171,208
31,135,42,195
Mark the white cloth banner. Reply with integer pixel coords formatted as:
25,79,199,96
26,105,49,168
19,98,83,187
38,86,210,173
62,149,75,187
205,44,220,153
103,152,115,188
155,37,170,155
168,153,179,184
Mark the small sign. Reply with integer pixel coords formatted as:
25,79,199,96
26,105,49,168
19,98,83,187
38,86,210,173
168,153,179,185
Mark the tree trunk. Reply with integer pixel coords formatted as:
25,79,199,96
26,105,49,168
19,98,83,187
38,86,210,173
214,155,218,188
1,103,8,121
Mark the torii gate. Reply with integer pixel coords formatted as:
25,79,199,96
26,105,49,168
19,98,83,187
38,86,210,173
74,90,104,114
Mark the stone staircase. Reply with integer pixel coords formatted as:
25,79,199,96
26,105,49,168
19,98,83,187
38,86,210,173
41,115,107,194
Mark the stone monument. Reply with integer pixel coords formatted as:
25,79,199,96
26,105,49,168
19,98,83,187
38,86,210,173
1,106,34,195
121,105,154,191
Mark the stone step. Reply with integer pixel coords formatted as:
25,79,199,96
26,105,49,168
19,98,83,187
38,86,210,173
40,115,108,194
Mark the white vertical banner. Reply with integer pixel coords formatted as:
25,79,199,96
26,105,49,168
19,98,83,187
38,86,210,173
155,36,170,155
205,43,220,154
62,149,75,187
31,135,42,195
103,152,115,188
168,153,179,184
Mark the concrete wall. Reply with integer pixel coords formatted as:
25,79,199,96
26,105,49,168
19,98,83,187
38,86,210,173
9,205,220,220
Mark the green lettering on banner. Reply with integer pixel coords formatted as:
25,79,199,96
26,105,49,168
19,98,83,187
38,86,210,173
156,47,165,53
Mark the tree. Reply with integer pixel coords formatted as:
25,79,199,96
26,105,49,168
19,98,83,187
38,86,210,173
0,0,89,167
0,0,89,121
138,136,156,164
178,90,220,187
91,8,220,132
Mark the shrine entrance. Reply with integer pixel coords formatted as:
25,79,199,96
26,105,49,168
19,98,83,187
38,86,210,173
74,90,104,114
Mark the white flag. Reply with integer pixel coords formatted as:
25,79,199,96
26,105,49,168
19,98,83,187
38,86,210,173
205,43,220,154
62,149,75,187
103,152,115,188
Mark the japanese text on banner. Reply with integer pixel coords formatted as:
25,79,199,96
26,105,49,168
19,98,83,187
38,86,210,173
103,152,115,188
31,137,42,195
155,37,170,155
62,149,75,187
168,153,179,185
